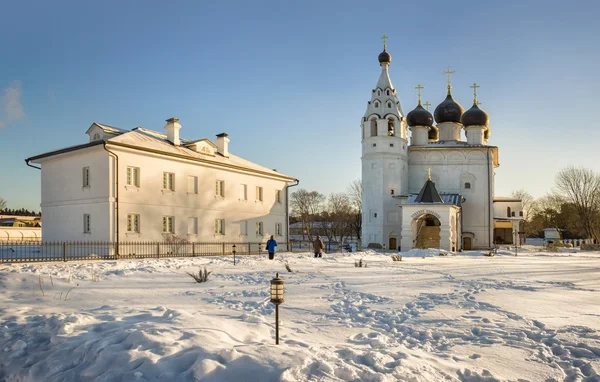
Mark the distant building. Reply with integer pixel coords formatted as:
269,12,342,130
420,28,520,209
361,40,522,251
27,119,297,245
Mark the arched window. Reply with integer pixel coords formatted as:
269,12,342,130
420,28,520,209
507,207,511,217
370,119,377,137
387,119,395,136
464,182,471,189
374,102,379,108
386,90,390,96
377,90,381,96
387,102,392,108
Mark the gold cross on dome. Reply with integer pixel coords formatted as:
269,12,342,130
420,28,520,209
470,82,480,103
415,84,424,104
427,168,431,181
381,34,388,50
442,66,456,89
423,101,431,110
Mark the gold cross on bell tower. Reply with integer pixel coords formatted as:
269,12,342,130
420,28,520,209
381,34,388,50
470,82,480,104
442,66,456,91
423,101,431,110
415,84,424,104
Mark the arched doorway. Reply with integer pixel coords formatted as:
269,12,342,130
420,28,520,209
414,214,441,248
463,237,472,250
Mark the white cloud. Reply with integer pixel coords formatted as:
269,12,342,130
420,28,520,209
0,80,25,128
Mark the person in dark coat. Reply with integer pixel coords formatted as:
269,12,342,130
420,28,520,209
313,235,324,258
266,235,277,260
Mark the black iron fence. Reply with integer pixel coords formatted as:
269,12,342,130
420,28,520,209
0,240,291,263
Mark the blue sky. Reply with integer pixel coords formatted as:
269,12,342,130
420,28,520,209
1,0,598,211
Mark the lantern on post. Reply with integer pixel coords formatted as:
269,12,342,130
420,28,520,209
232,244,237,265
258,243,262,256
270,273,284,345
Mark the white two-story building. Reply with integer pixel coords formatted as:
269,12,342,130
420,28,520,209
26,118,297,246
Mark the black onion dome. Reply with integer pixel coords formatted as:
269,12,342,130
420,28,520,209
406,103,433,127
378,49,392,64
434,93,464,124
461,103,489,127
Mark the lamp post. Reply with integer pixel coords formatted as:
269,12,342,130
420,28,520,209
232,244,236,265
258,243,262,257
270,273,284,345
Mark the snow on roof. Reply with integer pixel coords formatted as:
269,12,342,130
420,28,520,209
406,192,463,206
107,129,294,180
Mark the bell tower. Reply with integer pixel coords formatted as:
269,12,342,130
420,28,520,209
361,36,408,250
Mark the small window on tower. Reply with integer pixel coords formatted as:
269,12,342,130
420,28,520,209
372,143,376,147
386,90,390,96
390,189,394,195
464,182,471,189
370,119,377,136
374,102,379,108
388,119,395,136
374,213,378,218
387,102,392,108
390,143,394,147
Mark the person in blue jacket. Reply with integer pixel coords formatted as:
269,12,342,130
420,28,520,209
266,235,277,260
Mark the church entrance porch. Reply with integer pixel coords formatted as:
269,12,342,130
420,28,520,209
414,214,441,249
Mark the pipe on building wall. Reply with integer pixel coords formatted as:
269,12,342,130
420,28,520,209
487,147,492,248
103,142,120,254
285,179,300,251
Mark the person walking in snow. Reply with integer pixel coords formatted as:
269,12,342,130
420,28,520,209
313,235,324,258
266,235,277,260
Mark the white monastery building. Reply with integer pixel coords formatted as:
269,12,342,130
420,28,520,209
361,40,522,251
26,119,297,245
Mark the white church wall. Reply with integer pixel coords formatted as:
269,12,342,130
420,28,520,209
408,147,494,248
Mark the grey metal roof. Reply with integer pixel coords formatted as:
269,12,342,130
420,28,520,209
407,192,463,206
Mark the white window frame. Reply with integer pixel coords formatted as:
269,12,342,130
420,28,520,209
275,222,282,236
214,218,225,235
188,217,198,235
188,175,198,194
256,186,263,202
163,172,175,191
256,221,264,236
127,214,140,233
276,190,282,204
240,184,248,200
216,180,225,197
83,214,91,233
82,167,90,188
127,167,140,187
162,216,174,233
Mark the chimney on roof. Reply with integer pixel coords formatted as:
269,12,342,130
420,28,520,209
165,117,181,146
215,133,230,157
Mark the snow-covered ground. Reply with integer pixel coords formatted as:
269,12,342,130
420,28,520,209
1,247,599,381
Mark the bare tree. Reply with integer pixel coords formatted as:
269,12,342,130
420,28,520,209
324,193,353,245
290,189,325,241
0,198,6,212
554,166,600,241
346,180,362,240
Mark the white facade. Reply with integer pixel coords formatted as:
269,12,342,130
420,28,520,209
361,47,520,251
28,121,296,245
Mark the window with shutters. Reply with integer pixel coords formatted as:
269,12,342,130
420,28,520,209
275,223,282,236
188,176,198,194
240,184,248,200
188,217,198,235
214,218,225,235
83,214,91,233
162,216,174,233
163,172,175,191
276,190,282,204
256,221,264,236
216,180,225,197
82,167,90,188
127,167,140,187
127,214,140,233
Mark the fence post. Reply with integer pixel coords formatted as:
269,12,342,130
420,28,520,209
156,243,160,259
192,242,195,257
248,242,251,256
63,242,67,262
222,242,225,256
